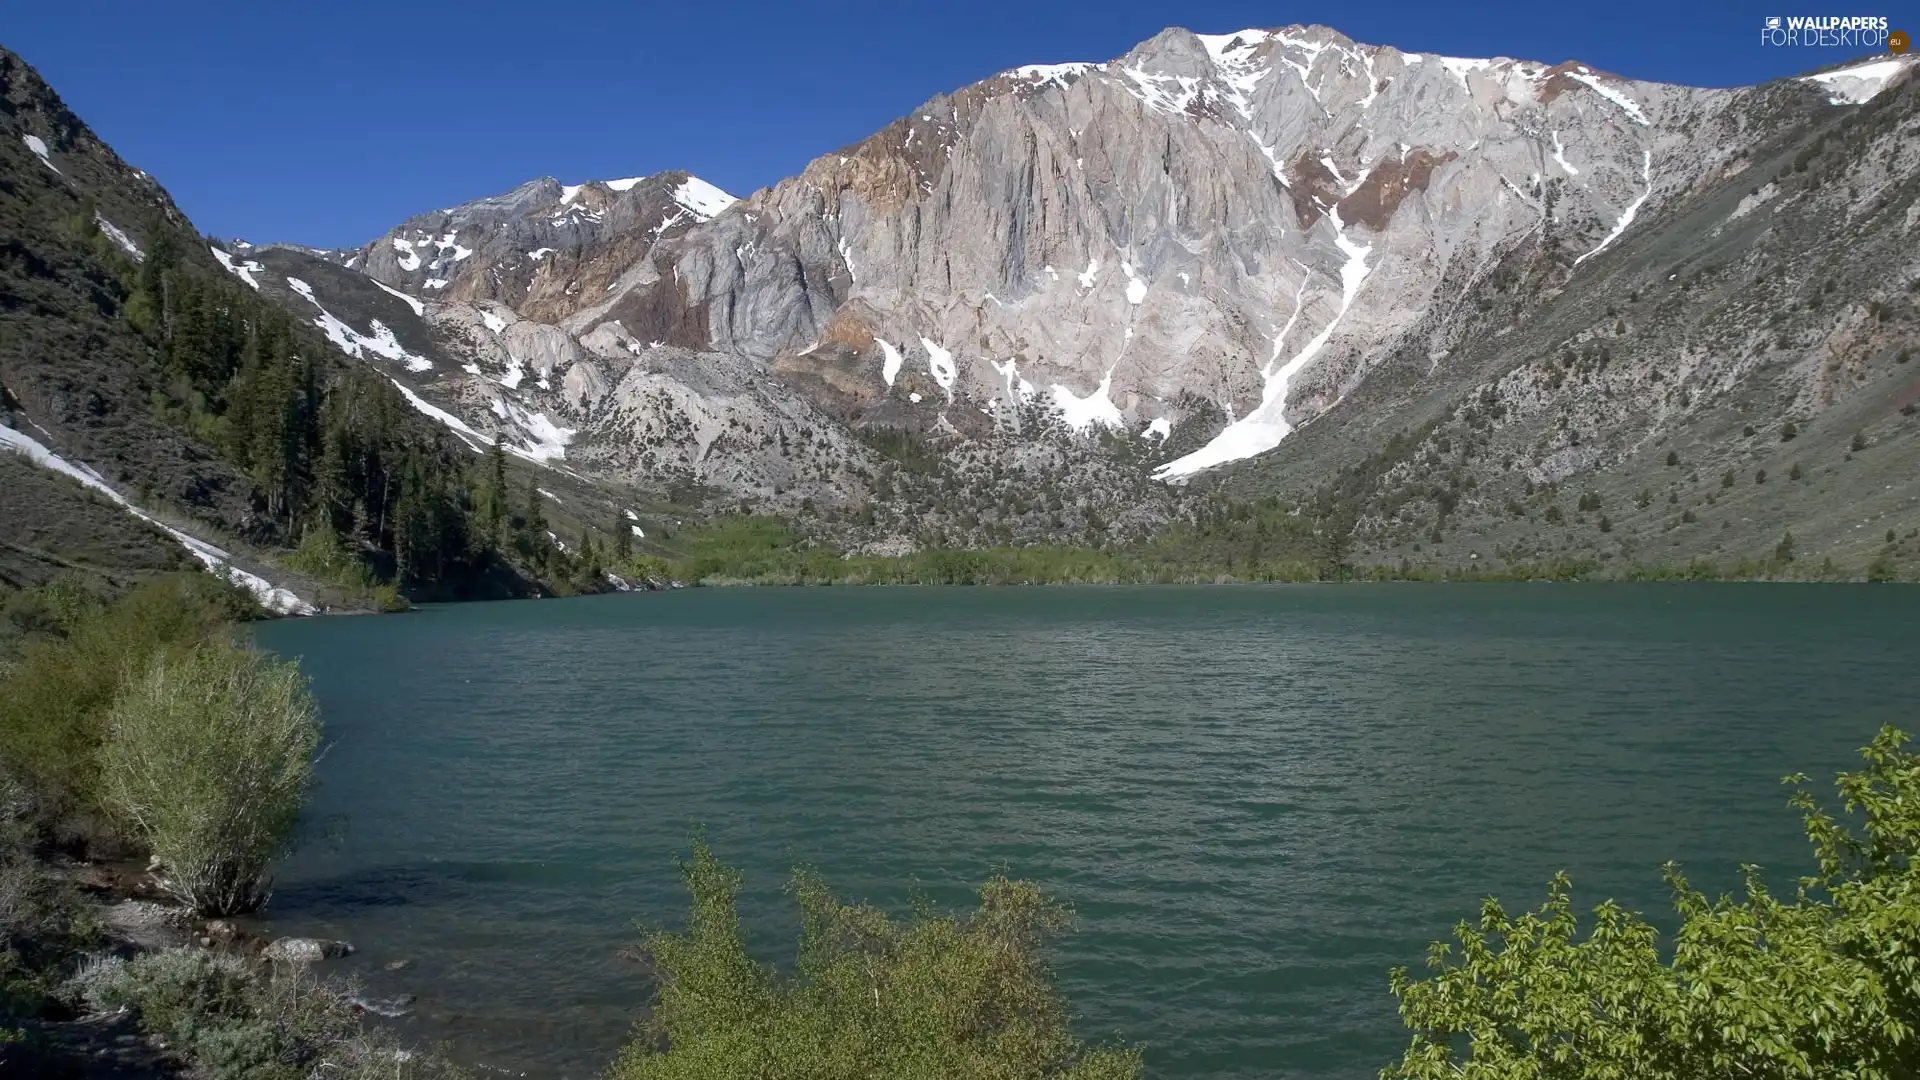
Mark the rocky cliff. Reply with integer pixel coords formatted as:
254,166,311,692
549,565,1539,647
238,27,1920,570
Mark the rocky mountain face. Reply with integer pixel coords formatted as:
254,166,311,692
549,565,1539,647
242,26,1918,570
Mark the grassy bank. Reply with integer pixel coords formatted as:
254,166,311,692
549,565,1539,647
618,514,1917,587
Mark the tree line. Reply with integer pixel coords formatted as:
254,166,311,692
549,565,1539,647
102,213,590,599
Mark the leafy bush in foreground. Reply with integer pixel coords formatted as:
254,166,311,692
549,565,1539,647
1386,724,1920,1080
610,839,1140,1080
99,641,321,915
0,574,258,833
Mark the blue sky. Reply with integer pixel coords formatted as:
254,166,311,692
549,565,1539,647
5,0,1884,247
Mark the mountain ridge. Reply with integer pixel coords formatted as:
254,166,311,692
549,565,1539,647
7,25,1919,591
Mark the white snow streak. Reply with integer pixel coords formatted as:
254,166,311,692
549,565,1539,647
0,423,314,614
209,247,263,290
1802,57,1913,105
95,216,143,260
1549,131,1580,177
989,357,1038,405
1007,62,1095,88
838,236,857,282
386,378,486,449
369,277,426,316
876,337,904,387
1438,56,1494,85
1573,150,1653,266
1120,67,1201,115
286,277,432,372
1156,211,1373,479
1050,368,1123,431
673,176,737,221
921,338,956,396
1565,72,1650,126
21,134,58,173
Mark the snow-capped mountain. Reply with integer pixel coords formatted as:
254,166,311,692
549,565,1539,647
311,170,737,320
231,25,1920,567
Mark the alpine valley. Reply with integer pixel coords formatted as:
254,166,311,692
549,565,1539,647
6,26,1920,604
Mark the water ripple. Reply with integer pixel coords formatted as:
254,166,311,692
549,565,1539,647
256,584,1920,1080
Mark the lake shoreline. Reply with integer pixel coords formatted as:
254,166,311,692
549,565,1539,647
278,564,1912,614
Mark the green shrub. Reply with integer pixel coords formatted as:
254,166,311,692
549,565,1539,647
0,575,257,832
97,948,256,1048
283,520,378,591
98,642,321,915
609,839,1141,1080
1385,724,1920,1080
90,948,459,1080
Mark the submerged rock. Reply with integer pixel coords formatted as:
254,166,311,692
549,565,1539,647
263,936,354,963
348,992,416,1017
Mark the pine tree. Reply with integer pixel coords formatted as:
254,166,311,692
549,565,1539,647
485,437,508,550
522,475,548,569
613,511,632,560
581,530,600,578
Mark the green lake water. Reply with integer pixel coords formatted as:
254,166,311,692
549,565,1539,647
253,584,1920,1079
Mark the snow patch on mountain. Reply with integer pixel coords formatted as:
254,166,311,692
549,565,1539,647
1565,71,1649,126
209,247,264,289
673,176,737,221
489,396,574,461
21,134,58,173
1573,150,1653,266
285,277,432,372
838,236,857,282
95,215,142,260
989,357,1038,405
370,277,426,316
1549,131,1580,177
921,338,956,396
1122,67,1202,115
1008,62,1097,88
1051,368,1123,431
0,422,314,614
1157,211,1374,479
385,377,486,450
876,337,904,386
1802,57,1912,105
